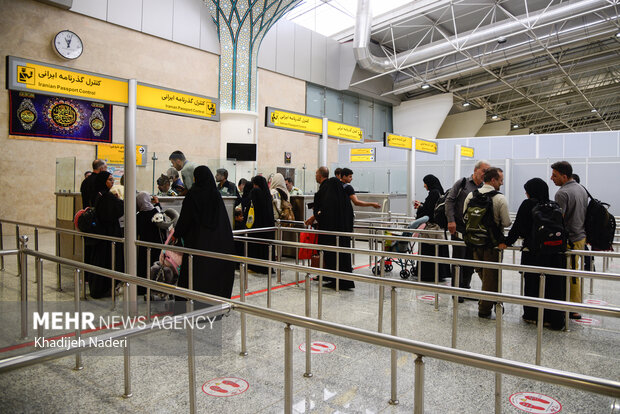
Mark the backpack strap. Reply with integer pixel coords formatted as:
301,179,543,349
580,184,594,200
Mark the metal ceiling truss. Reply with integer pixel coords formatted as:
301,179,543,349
350,0,620,133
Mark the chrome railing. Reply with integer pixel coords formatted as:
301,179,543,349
3,238,619,413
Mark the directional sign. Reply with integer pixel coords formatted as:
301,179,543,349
327,120,364,142
265,107,322,135
202,377,249,397
350,155,375,162
415,138,438,154
97,143,147,166
137,82,219,121
509,392,561,413
384,133,413,150
350,148,375,155
461,146,474,158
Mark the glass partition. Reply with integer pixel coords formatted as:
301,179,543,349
55,156,76,192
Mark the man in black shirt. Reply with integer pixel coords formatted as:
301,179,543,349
80,159,107,208
340,168,381,209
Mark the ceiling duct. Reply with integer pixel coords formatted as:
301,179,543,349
353,0,613,81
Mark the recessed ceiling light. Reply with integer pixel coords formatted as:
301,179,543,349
513,124,519,128
497,36,507,44
462,101,470,107
616,32,620,38
421,84,430,89
591,108,597,113
491,114,499,120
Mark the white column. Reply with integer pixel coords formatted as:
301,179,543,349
124,79,138,310
407,150,415,217
220,110,258,179
319,117,328,168
504,158,511,204
454,144,462,182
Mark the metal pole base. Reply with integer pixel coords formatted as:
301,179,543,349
303,373,313,378
73,365,84,371
388,399,399,406
239,351,248,357
122,393,133,399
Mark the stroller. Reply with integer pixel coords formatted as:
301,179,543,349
149,209,182,301
372,216,428,279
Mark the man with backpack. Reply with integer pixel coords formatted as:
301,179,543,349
551,161,588,319
444,160,490,299
463,167,511,318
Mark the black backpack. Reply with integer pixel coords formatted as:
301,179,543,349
464,190,500,248
530,201,567,254
582,187,616,251
434,177,466,229
76,207,97,233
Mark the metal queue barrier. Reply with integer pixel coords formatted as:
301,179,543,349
1,218,620,413
2,237,620,414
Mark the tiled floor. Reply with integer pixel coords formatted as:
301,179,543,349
0,230,618,413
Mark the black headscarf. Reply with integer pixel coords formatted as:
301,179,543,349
524,178,549,202
423,174,444,194
251,175,272,210
94,171,112,195
189,165,221,229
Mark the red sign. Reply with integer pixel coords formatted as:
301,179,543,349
298,341,336,354
571,317,601,326
509,392,562,413
417,294,438,302
584,299,608,306
202,377,249,397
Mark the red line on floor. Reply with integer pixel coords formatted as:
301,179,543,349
0,312,172,354
231,279,305,300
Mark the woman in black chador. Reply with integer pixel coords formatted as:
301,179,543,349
90,171,124,298
244,175,275,273
505,178,566,330
173,166,235,299
313,177,355,289
415,174,450,282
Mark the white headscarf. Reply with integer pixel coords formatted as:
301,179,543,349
269,173,289,199
136,191,154,212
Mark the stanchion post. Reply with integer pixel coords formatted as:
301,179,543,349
536,274,546,365
284,324,294,414
19,235,28,339
304,273,312,378
74,268,83,370
378,256,385,333
16,225,21,277
295,231,300,286
146,247,151,320
34,227,39,252
187,313,196,414
122,282,132,398
335,235,340,292
36,258,44,340
451,267,460,349
111,242,116,310
318,250,324,319
276,221,282,284
389,287,399,406
56,232,61,291
564,270,570,331
414,355,425,414
239,263,248,356
267,248,272,308
495,302,503,413
434,244,439,311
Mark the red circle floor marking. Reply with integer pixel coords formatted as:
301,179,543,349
584,299,608,306
417,294,438,302
571,317,601,326
509,392,562,413
298,341,336,354
202,377,249,397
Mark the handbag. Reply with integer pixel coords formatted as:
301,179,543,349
246,202,255,229
159,228,183,278
298,228,318,260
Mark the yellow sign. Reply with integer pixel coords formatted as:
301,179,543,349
350,155,375,162
385,134,413,150
415,138,438,154
10,57,128,105
461,146,475,158
328,121,363,142
268,109,323,134
137,83,218,120
351,148,374,155
97,144,146,166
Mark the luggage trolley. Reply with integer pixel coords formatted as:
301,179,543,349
372,217,428,279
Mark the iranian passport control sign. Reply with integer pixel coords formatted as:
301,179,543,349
202,377,249,397
299,341,336,354
509,392,562,413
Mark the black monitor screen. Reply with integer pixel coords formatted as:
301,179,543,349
226,143,257,161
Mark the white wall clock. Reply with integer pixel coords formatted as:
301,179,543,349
53,30,83,60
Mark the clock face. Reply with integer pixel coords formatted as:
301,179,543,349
53,30,83,59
